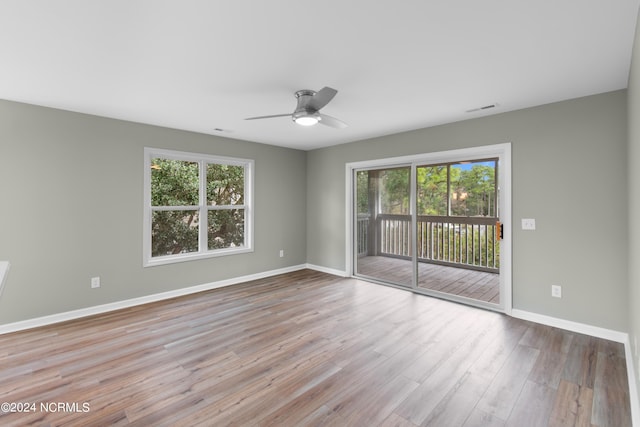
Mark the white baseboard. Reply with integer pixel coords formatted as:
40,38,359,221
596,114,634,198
0,264,307,335
623,335,640,427
511,309,639,426
511,309,627,343
305,263,348,277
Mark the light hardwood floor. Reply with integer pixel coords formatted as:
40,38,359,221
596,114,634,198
0,269,631,426
357,256,500,304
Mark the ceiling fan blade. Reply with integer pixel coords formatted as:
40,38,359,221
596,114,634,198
245,113,291,120
307,87,338,111
318,113,348,129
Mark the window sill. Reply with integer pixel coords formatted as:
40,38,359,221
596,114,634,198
144,247,253,268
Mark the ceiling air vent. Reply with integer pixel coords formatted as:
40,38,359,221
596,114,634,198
465,103,499,113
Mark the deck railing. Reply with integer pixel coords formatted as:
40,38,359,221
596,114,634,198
357,214,370,256
358,214,499,273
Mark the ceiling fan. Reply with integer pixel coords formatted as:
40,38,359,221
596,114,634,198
245,86,347,128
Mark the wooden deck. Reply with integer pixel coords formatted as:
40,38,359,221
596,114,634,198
0,269,631,426
357,255,500,304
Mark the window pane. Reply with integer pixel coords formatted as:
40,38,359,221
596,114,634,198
152,210,199,257
207,164,244,206
380,168,410,214
417,165,448,215
450,160,496,217
356,170,370,215
151,159,199,206
208,209,245,250
355,170,372,258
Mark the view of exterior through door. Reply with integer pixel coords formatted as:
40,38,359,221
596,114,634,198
355,158,501,307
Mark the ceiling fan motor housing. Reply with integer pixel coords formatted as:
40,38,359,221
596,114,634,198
293,90,321,122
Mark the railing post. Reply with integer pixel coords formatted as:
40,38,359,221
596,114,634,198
367,171,379,256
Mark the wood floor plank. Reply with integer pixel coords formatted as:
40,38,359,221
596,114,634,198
562,336,599,389
468,317,529,382
592,385,632,427
395,312,502,424
594,349,630,392
380,413,419,427
548,379,594,427
529,350,569,389
420,372,490,427
475,344,541,420
462,408,506,427
505,380,557,427
0,269,632,426
337,375,419,426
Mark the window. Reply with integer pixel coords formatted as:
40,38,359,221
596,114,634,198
143,148,253,266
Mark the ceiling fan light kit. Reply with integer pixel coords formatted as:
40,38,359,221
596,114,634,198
245,87,347,129
294,115,320,126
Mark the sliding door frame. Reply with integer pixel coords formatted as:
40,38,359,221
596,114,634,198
345,142,512,314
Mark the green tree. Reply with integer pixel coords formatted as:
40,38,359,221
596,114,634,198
380,168,410,214
151,159,199,256
206,164,245,250
451,163,495,216
417,165,451,215
150,159,245,257
356,171,369,214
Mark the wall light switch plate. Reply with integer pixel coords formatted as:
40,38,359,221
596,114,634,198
551,285,562,298
522,218,536,230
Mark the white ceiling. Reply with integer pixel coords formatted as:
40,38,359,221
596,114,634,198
1,1,638,150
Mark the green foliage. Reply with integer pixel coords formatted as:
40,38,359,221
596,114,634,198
150,158,245,257
358,160,496,217
380,168,410,214
417,165,450,215
356,168,411,214
450,163,496,216
207,164,244,205
356,171,369,214
208,209,244,250
151,210,199,256
151,159,199,206
206,164,245,250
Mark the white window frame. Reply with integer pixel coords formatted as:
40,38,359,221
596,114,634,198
143,147,254,267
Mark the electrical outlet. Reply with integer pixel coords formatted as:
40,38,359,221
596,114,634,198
279,249,284,258
551,285,562,298
91,277,100,289
521,218,536,230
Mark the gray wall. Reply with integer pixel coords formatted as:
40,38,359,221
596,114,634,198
307,90,628,331
0,100,307,324
0,88,631,335
628,7,640,410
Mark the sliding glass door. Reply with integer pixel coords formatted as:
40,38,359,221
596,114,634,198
355,166,413,288
351,145,509,312
415,160,500,305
